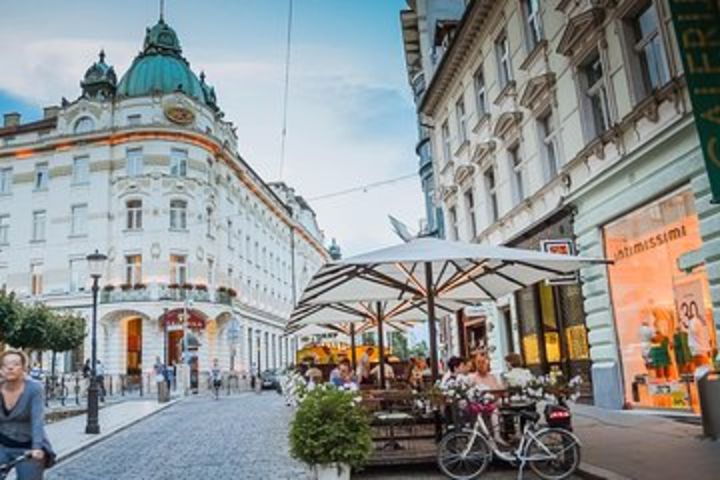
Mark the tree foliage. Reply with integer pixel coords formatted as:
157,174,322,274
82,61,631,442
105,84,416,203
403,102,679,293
6,303,51,350
408,340,429,359
0,290,22,344
44,313,86,354
390,332,409,360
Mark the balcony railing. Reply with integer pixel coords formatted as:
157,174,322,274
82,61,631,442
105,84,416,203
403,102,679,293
100,283,235,306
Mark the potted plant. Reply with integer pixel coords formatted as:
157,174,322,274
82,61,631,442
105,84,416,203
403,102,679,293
120,284,132,291
133,283,146,290
168,283,180,290
195,283,208,291
289,386,372,480
227,287,237,298
103,285,115,292
181,283,193,290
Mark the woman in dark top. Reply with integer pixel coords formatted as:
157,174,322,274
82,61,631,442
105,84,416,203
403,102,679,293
0,350,51,480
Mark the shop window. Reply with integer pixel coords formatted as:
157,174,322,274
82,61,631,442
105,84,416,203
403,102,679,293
604,189,716,411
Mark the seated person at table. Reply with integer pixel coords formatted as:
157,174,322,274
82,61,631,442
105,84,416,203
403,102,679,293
305,359,323,385
407,357,427,389
469,353,502,391
356,348,374,385
370,361,395,385
441,356,470,387
330,358,355,387
502,353,533,390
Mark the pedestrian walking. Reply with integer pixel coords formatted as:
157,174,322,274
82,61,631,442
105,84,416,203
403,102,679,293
0,350,55,479
95,360,106,401
81,360,90,379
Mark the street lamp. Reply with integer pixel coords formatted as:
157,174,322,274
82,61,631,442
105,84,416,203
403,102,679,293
85,249,107,435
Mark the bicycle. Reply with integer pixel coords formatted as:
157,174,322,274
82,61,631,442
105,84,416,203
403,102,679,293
437,397,581,480
0,452,31,480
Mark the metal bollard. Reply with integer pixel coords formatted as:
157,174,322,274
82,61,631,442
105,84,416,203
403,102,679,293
74,375,80,405
60,376,66,406
44,377,50,407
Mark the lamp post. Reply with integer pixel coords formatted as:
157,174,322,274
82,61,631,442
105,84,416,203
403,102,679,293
162,307,169,366
85,249,107,435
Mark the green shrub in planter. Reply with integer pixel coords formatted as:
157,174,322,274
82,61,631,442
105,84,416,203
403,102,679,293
289,386,373,470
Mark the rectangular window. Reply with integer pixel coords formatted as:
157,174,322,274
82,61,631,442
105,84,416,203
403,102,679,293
34,163,49,190
69,258,86,293
509,146,525,205
31,263,43,295
0,168,13,194
71,204,88,236
127,114,141,126
207,258,215,286
464,189,478,239
441,120,451,164
125,255,142,285
496,31,513,89
32,210,46,241
484,168,499,223
169,200,187,230
524,0,543,51
0,215,8,244
473,67,487,117
72,156,89,184
581,53,611,138
448,206,459,240
126,148,143,177
170,254,187,284
632,2,670,93
538,111,560,181
455,96,467,144
126,200,143,230
170,149,188,177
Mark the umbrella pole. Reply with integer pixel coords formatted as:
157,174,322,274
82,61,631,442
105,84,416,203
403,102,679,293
425,262,439,382
377,301,386,389
350,323,357,371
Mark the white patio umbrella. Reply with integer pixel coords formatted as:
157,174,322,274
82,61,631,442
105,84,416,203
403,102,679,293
297,236,607,381
287,297,471,386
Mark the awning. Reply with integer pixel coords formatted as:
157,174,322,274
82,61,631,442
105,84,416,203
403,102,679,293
162,308,207,330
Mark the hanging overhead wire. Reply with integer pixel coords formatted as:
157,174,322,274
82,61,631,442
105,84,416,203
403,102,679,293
306,172,417,202
278,0,294,181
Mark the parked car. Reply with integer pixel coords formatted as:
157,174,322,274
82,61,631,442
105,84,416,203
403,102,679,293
260,369,280,390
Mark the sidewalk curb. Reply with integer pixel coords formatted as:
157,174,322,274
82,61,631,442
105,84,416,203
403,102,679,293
54,398,184,464
579,462,633,480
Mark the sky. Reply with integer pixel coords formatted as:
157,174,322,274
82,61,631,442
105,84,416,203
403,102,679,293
0,0,423,257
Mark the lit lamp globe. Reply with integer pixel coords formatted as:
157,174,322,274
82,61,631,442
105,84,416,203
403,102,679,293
87,250,108,279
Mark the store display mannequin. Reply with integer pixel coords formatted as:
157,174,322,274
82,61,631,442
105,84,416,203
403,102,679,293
686,302,711,367
639,320,655,367
673,325,692,374
648,320,671,380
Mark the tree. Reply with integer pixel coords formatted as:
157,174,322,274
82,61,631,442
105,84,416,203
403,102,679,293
390,332,409,360
44,313,86,377
0,290,22,345
408,340,429,359
6,303,49,352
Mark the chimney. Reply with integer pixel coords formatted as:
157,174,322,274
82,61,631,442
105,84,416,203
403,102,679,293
3,112,20,128
43,106,60,119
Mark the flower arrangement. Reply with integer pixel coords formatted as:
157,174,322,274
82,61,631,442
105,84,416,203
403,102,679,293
133,283,146,290
102,285,115,292
195,284,208,291
120,284,132,291
227,288,237,297
523,374,583,403
168,283,180,289
181,283,193,290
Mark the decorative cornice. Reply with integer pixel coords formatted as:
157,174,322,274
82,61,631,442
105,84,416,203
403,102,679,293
453,164,476,186
419,0,497,116
471,140,496,164
556,8,606,57
493,111,523,139
519,73,556,110
440,184,459,201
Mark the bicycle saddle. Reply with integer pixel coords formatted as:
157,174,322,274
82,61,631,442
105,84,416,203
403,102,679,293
518,410,541,423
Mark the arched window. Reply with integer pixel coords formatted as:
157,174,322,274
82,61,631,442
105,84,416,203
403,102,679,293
126,199,142,230
73,117,95,134
169,200,187,230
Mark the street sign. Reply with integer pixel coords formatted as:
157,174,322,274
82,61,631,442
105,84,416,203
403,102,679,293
668,1,720,203
540,239,578,285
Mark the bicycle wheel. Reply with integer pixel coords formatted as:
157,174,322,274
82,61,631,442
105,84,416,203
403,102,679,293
437,431,492,480
526,428,580,480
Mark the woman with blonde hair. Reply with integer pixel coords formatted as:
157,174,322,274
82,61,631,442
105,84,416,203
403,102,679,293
0,350,55,479
469,352,502,391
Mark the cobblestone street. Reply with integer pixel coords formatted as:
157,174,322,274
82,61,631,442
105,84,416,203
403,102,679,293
44,391,581,480
46,392,309,480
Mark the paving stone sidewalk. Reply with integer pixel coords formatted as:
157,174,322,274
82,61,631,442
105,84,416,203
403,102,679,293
572,404,720,480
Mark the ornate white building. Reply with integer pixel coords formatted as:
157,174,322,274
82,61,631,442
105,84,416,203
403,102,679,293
0,17,329,377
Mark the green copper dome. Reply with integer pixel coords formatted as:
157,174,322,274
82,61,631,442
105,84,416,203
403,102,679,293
117,19,218,110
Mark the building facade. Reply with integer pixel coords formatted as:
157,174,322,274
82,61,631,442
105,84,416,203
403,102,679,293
415,0,720,411
0,18,329,377
401,0,467,237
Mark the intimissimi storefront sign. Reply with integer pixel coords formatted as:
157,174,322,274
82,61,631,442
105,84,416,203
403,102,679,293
612,224,688,262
